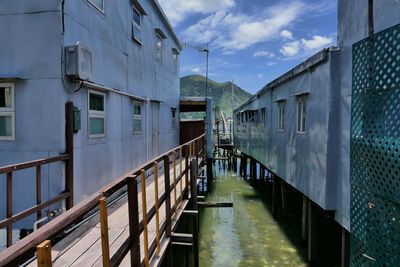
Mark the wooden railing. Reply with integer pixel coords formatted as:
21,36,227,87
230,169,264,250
0,102,74,250
0,133,206,267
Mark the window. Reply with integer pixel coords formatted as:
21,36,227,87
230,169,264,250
133,102,142,134
88,90,105,138
171,108,176,129
261,108,266,126
132,7,142,43
155,33,163,62
172,48,179,73
297,97,306,133
278,102,285,131
236,113,241,126
0,83,15,140
88,0,105,13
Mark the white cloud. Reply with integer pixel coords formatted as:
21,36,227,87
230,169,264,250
253,51,275,58
280,29,293,39
267,62,277,66
301,35,333,50
190,67,202,74
280,41,301,57
158,0,235,26
257,73,263,79
280,35,333,57
183,1,306,52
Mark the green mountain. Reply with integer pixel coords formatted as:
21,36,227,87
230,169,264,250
180,75,252,119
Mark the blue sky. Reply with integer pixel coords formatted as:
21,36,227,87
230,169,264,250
158,0,338,94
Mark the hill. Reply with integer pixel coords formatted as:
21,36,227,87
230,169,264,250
180,75,252,119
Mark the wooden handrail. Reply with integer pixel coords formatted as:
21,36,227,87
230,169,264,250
0,134,206,266
0,155,70,174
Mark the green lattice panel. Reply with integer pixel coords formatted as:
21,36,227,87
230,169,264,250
350,23,400,266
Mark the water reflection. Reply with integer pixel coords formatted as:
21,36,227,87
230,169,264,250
199,166,308,267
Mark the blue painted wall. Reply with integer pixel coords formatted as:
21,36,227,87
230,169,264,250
0,0,181,233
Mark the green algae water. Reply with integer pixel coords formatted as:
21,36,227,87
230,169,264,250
198,167,308,267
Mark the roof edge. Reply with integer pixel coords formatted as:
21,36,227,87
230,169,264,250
234,47,336,113
151,0,182,50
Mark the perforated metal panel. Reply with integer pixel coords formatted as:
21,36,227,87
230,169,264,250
350,24,400,266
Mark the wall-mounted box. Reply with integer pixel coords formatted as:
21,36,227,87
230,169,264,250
73,107,81,133
65,42,93,81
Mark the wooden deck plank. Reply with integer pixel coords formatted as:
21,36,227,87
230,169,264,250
25,158,192,267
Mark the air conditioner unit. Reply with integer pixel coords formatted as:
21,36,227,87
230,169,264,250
65,42,93,81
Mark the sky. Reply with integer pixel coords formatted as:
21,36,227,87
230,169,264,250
158,0,338,94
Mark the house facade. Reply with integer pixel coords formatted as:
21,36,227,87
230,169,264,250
0,0,181,230
234,0,400,265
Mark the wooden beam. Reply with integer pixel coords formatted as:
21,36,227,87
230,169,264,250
164,155,172,239
171,233,193,243
65,101,74,210
36,166,42,221
179,148,183,208
36,240,52,267
99,197,110,267
173,151,177,216
6,172,12,247
127,177,140,267
183,210,198,216
190,160,199,267
140,170,150,267
153,162,161,255
171,242,192,247
198,202,233,208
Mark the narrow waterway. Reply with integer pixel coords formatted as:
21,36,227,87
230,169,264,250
198,166,308,267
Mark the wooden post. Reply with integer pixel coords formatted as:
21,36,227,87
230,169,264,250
36,166,42,221
308,200,318,265
302,196,308,241
271,174,279,218
164,155,172,239
190,160,199,267
153,162,161,255
99,197,110,267
65,102,74,210
6,172,12,247
184,148,189,199
37,240,52,267
280,181,287,216
179,148,183,207
341,228,350,267
243,154,247,179
127,177,140,267
173,151,177,213
140,170,150,267
206,158,212,192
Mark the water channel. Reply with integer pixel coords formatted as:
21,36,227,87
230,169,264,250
198,165,308,267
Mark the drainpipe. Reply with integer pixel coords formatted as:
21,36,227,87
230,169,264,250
368,0,374,37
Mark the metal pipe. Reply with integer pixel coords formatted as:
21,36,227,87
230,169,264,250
368,0,374,37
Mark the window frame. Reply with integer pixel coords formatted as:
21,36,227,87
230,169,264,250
88,0,105,14
277,101,285,132
132,6,142,44
155,33,163,63
0,83,15,141
260,108,266,128
133,101,143,134
296,97,307,134
171,108,176,129
172,48,179,73
88,90,106,138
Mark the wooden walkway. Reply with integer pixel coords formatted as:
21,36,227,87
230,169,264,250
0,134,206,267
27,158,195,266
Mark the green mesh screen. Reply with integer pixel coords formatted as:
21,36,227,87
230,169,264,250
350,24,400,266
